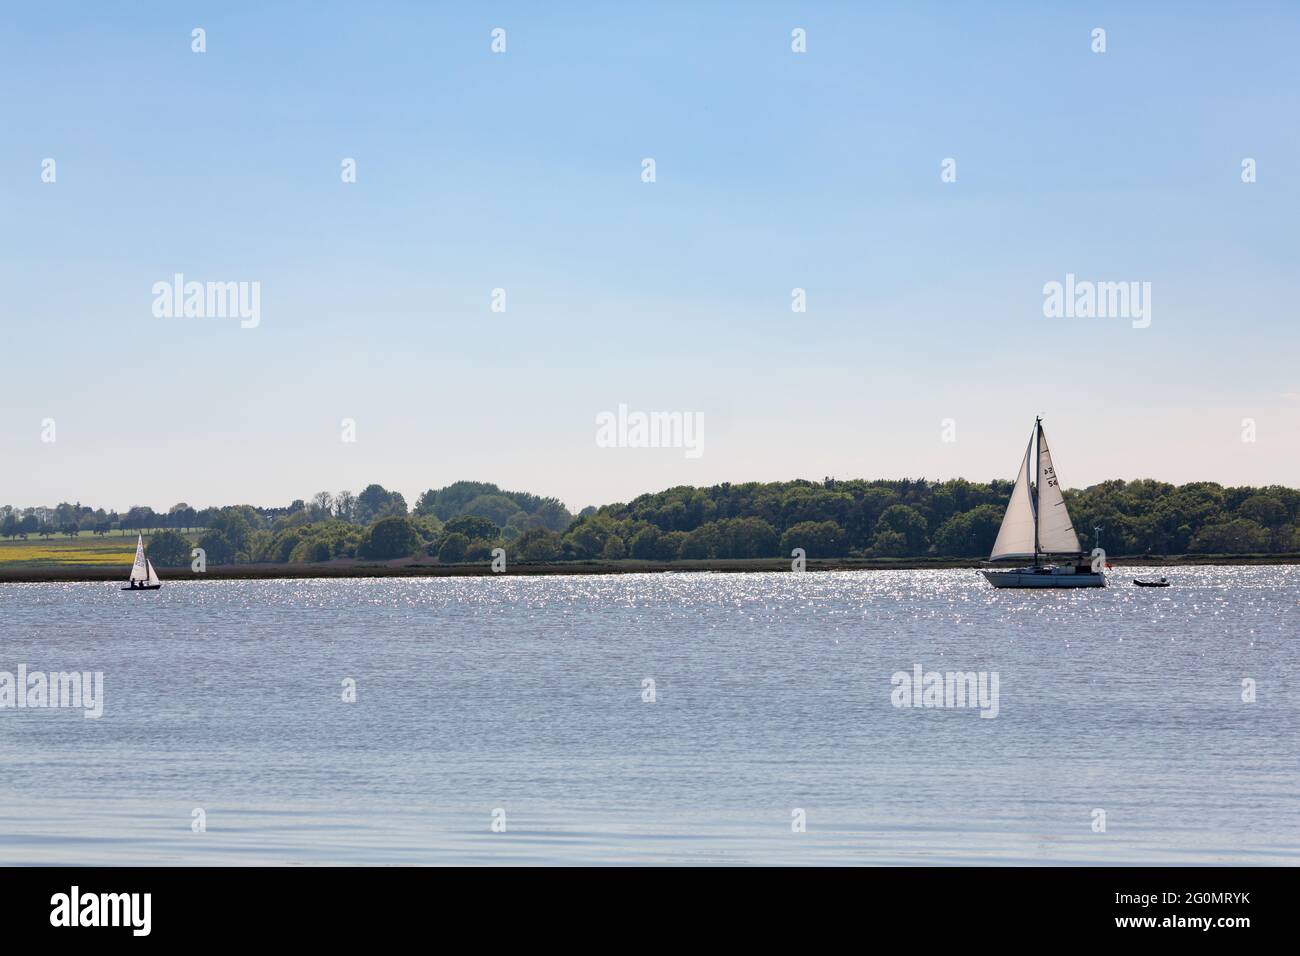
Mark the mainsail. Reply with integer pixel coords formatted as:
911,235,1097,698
988,419,1082,561
988,435,1037,560
1035,422,1082,555
129,538,148,582
129,535,149,584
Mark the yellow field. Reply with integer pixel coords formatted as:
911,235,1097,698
0,535,145,567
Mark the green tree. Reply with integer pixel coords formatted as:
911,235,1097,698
628,526,661,560
290,538,334,563
208,507,257,553
334,490,357,522
285,522,361,562
461,494,523,528
198,530,234,565
779,520,848,558
124,506,157,534
309,492,334,520
515,528,563,562
258,525,306,562
356,484,407,523
465,538,496,562
409,513,444,544
1189,519,1270,554
437,532,470,563
870,529,909,556
444,514,500,541
1239,494,1287,528
656,530,687,560
931,504,1003,557
502,511,540,541
415,481,503,520
562,515,620,559
148,530,193,567
679,518,779,559
168,502,197,531
876,504,928,552
725,517,780,557
532,499,574,532
679,524,720,559
358,516,422,560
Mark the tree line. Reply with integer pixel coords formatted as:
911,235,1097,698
562,478,1300,561
5,477,1300,567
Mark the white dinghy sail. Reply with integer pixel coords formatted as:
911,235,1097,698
125,535,161,590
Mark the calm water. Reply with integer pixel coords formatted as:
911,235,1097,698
1,567,1296,865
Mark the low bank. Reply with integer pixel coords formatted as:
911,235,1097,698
1,553,1297,584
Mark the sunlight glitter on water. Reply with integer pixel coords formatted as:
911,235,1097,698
1,567,1296,864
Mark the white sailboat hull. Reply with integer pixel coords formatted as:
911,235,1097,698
982,565,1105,588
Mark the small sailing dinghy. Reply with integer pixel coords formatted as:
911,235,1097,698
122,535,162,591
981,418,1105,588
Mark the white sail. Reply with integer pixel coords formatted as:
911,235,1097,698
1035,422,1081,554
129,535,148,583
989,435,1037,560
145,559,160,587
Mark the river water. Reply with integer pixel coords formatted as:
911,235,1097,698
1,567,1295,864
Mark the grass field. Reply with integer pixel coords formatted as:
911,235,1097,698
2,531,1297,579
2,528,148,540
0,533,188,568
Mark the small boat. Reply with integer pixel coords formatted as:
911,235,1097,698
122,535,162,591
1133,578,1169,588
981,418,1105,588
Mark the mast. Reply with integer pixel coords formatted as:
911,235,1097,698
1032,417,1041,566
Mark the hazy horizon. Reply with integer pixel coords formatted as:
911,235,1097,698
4,2,1297,514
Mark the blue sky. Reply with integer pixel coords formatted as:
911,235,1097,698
2,2,1298,512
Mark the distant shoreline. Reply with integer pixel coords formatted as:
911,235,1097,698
2,553,1297,584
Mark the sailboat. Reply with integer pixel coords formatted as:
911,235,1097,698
122,535,162,591
981,418,1104,588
